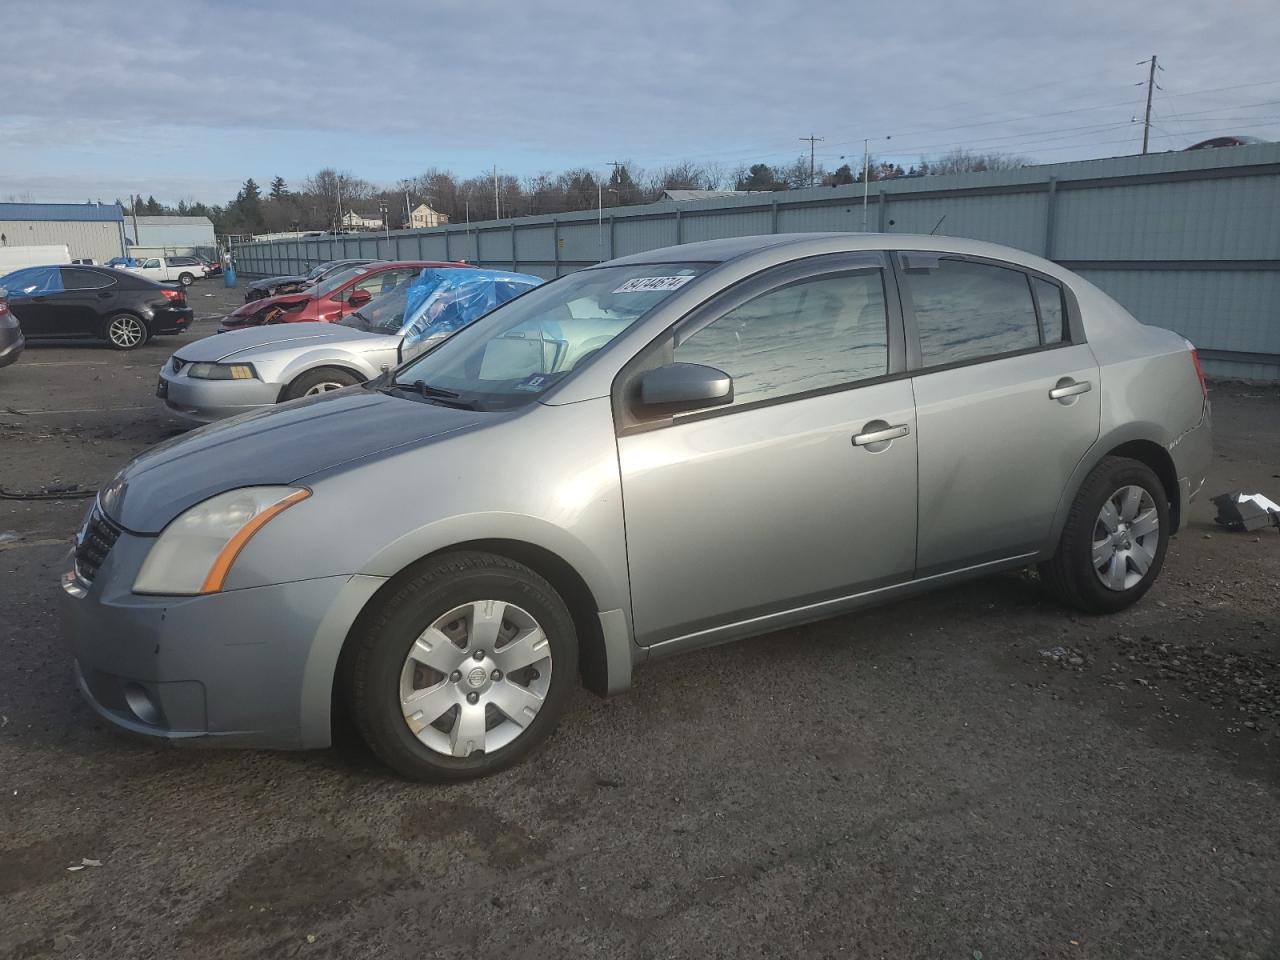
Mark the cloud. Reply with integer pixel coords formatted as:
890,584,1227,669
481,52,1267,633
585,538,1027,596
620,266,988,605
3,0,1277,203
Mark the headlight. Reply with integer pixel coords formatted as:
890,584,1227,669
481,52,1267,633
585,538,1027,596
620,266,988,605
133,486,310,595
187,362,257,380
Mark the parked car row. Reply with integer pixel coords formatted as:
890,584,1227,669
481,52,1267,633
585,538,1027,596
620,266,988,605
159,267,541,421
222,260,469,329
58,233,1211,784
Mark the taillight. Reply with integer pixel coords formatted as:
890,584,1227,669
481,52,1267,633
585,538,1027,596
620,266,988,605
0,300,9,317
1189,346,1207,399
161,288,185,303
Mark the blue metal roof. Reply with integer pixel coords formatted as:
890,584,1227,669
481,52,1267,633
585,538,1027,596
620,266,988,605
0,202,124,223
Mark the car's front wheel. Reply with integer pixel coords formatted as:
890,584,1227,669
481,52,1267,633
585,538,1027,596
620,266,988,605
103,312,149,350
1040,456,1170,613
346,552,578,781
282,367,361,400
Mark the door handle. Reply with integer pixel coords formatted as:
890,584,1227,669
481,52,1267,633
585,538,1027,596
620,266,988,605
1049,379,1092,400
853,423,910,446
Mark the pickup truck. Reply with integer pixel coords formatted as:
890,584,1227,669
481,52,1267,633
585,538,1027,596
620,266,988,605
124,256,204,286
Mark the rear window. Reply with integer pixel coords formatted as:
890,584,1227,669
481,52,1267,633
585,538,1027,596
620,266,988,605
61,267,116,290
903,257,1041,367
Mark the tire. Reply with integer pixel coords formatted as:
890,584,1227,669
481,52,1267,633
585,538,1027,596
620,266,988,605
282,367,361,401
103,312,149,350
178,272,195,286
1039,455,1170,614
346,551,578,781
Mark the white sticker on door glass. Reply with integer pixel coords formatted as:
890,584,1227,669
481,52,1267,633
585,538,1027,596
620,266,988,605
613,275,696,294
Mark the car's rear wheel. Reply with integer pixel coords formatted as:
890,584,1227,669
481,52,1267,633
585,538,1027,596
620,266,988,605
1039,456,1170,613
282,367,361,401
178,272,195,286
104,312,149,350
346,552,578,781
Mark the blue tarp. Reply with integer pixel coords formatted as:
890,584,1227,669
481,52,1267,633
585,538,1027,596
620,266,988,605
0,265,64,297
401,268,542,345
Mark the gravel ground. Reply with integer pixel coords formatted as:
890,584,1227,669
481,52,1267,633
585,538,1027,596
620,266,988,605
1,281,1278,959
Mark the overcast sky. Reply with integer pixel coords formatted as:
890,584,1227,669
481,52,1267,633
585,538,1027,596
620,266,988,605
3,0,1277,205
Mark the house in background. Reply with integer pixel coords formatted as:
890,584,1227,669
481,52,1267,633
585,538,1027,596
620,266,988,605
340,209,385,231
407,203,449,229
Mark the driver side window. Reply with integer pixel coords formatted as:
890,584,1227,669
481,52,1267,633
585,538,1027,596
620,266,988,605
674,269,890,407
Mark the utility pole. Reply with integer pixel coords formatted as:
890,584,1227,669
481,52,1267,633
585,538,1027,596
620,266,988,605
862,139,871,231
800,135,823,187
608,160,625,200
493,164,499,220
1139,54,1160,154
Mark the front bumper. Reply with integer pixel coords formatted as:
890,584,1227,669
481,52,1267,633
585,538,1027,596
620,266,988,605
0,326,24,368
157,365,282,422
61,537,386,750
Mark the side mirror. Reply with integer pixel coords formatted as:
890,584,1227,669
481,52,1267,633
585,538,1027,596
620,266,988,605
348,288,372,306
639,362,733,412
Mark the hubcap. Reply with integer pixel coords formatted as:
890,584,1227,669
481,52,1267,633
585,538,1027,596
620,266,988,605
109,316,143,347
399,600,552,758
303,381,345,396
1091,484,1159,592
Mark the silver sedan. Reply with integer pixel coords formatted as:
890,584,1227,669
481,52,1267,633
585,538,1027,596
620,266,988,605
157,268,542,422
64,233,1211,781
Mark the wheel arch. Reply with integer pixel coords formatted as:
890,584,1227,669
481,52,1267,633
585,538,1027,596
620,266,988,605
277,361,370,402
329,537,628,742
1049,424,1182,549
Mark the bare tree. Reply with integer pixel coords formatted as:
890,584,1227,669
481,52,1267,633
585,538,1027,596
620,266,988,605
927,147,1031,175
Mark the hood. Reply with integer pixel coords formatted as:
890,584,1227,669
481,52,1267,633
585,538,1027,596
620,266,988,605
101,389,482,533
250,273,307,290
173,323,385,362
227,290,313,319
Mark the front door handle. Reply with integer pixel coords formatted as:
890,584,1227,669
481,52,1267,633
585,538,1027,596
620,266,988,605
1049,378,1092,400
853,423,910,447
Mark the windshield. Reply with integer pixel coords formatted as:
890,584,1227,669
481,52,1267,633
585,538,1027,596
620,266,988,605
339,285,410,334
314,265,368,298
306,263,332,279
392,262,708,410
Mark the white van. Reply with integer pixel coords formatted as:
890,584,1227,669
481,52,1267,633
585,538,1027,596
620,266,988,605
0,245,72,273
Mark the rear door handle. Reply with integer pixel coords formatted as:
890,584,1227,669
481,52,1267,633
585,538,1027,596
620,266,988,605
853,423,910,446
1049,379,1092,400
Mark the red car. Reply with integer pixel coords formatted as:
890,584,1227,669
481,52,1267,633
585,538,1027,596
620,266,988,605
220,261,468,330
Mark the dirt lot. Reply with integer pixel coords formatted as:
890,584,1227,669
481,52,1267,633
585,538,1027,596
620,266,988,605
1,280,1278,959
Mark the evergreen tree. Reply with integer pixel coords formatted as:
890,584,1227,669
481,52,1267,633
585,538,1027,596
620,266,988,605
269,176,288,200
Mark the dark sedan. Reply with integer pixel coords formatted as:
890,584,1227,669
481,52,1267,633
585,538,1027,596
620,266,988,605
0,264,193,350
244,259,378,302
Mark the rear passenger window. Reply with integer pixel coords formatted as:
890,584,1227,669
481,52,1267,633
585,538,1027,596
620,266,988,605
675,269,889,406
1032,277,1066,343
905,258,1040,367
61,267,115,290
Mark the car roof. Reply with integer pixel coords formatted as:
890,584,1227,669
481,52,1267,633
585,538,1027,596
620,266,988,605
600,231,1060,275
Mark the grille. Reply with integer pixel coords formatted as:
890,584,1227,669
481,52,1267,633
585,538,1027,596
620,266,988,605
75,507,122,583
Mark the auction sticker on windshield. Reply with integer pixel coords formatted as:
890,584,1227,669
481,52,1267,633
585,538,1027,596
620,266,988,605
613,275,696,294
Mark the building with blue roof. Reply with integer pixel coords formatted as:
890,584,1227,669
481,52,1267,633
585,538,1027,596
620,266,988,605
0,202,126,263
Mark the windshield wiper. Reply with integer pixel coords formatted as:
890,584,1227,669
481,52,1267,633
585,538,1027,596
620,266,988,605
386,380,477,409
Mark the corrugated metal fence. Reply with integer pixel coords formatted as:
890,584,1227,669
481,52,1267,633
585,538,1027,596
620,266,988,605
232,144,1280,380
